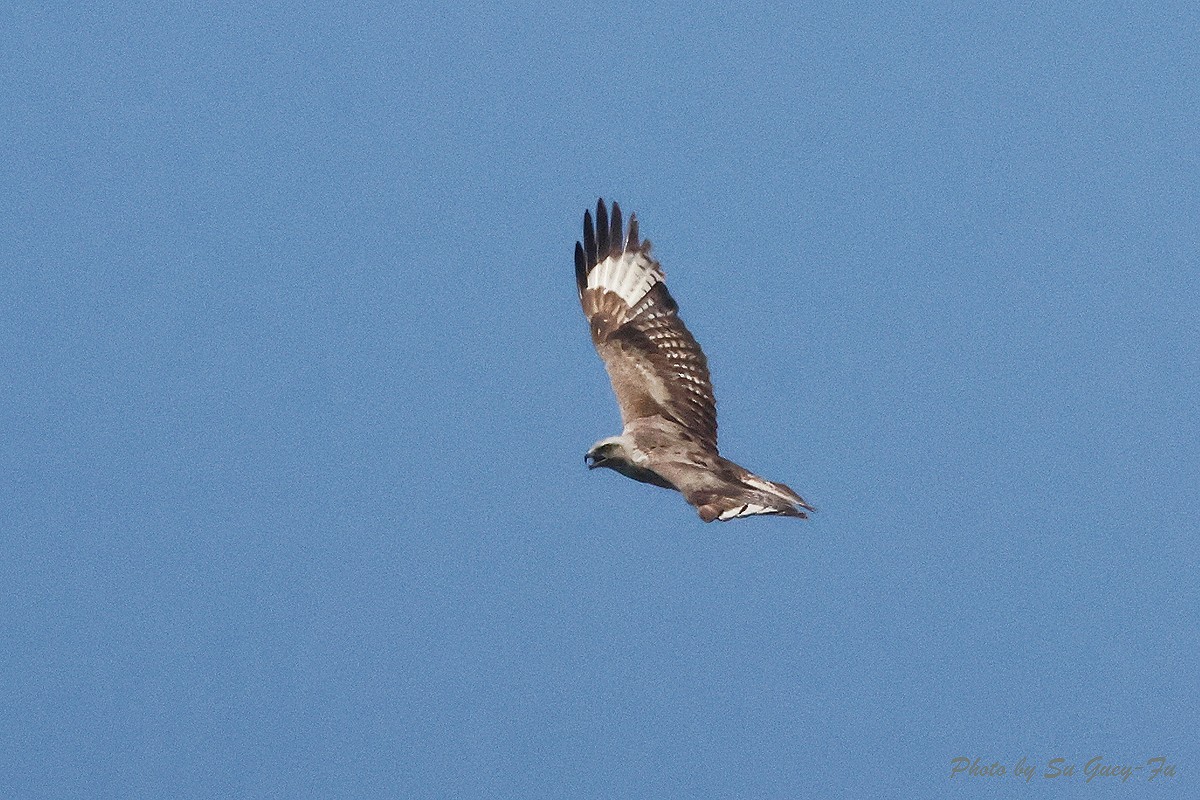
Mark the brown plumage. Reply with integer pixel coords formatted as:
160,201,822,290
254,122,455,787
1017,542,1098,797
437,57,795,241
576,199,813,522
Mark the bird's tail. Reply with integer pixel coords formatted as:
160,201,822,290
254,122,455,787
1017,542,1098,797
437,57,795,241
693,471,815,522
741,473,816,514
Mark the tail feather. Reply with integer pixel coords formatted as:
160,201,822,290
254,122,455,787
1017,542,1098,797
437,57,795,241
696,497,810,522
739,472,816,513
692,477,814,522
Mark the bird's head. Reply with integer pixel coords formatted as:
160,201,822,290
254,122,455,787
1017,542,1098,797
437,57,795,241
584,437,630,471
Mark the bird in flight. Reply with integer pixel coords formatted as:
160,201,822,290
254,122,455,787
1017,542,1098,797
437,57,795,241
575,199,814,522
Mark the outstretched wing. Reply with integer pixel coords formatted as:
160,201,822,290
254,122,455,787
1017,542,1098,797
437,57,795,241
575,199,718,451
686,467,815,522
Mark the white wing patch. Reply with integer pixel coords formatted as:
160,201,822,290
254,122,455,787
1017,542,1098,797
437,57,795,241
718,503,777,521
587,251,662,308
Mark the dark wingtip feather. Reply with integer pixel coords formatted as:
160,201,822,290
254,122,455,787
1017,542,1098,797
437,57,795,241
610,202,622,252
777,501,813,519
578,199,644,287
582,209,596,267
595,199,609,257
574,241,587,297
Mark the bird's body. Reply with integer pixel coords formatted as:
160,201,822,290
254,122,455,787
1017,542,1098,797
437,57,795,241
575,199,813,522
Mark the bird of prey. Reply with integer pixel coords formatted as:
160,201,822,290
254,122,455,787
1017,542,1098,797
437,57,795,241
575,199,814,522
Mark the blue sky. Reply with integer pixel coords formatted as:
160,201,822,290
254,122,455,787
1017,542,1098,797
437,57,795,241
4,2,1197,797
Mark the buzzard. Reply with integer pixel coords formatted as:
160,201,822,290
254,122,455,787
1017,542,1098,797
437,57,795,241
575,199,814,522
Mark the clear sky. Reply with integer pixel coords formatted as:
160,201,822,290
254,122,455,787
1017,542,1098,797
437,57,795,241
4,2,1197,797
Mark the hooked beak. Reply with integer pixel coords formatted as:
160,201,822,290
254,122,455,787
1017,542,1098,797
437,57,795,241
585,452,601,470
